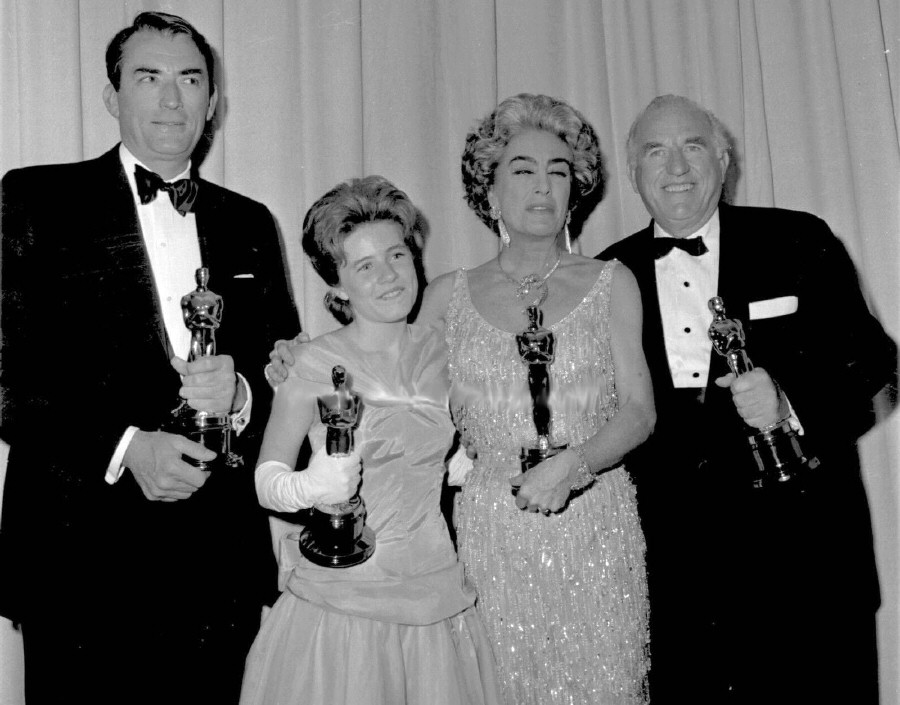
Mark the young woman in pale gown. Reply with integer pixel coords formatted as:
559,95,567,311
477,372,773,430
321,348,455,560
239,176,500,705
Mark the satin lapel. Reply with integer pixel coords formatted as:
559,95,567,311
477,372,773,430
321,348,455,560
709,203,751,380
95,149,173,361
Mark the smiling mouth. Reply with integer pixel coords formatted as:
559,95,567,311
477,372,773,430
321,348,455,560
663,183,694,193
378,288,405,300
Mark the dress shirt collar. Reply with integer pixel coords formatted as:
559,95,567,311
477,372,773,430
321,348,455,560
653,209,720,254
119,144,192,200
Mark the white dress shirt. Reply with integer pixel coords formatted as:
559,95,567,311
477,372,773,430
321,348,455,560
654,208,801,431
654,211,720,388
105,145,250,484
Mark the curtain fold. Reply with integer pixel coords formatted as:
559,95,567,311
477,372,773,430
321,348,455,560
1,2,898,703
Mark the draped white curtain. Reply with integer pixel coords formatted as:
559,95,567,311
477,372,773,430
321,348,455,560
2,1,898,702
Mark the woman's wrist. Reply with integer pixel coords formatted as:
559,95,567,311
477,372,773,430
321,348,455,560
568,444,596,491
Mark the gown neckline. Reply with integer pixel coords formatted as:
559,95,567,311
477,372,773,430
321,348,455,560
458,261,613,336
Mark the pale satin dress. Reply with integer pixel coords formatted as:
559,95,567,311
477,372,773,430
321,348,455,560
445,262,650,704
240,325,501,705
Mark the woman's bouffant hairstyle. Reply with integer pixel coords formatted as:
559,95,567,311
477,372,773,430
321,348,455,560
302,175,428,325
461,93,604,229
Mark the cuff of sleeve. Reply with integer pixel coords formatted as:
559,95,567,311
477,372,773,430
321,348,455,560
231,372,252,435
782,394,804,436
447,447,473,486
255,460,299,512
105,426,139,485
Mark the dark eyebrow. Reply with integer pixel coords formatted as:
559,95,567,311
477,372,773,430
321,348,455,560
132,67,205,77
508,156,572,168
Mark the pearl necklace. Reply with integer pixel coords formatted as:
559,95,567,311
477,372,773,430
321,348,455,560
497,250,562,310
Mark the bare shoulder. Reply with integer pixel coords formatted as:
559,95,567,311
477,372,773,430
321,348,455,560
608,259,638,288
608,261,642,316
573,254,607,277
418,269,459,324
561,254,608,291
286,328,340,376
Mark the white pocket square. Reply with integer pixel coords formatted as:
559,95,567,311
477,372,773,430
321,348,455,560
749,295,798,320
233,273,254,279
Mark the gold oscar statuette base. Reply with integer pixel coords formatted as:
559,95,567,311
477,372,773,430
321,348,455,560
298,496,376,568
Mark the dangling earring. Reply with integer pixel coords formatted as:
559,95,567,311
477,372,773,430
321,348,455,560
498,218,511,248
564,212,572,254
324,289,350,309
491,205,510,248
324,289,353,324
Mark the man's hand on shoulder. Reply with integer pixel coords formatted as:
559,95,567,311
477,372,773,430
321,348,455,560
265,332,308,387
123,430,213,501
171,355,242,413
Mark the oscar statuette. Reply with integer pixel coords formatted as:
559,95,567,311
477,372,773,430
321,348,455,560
516,305,567,471
298,366,376,568
708,296,819,488
166,267,242,471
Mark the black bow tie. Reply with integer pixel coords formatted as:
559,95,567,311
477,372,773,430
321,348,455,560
134,164,199,216
653,236,708,259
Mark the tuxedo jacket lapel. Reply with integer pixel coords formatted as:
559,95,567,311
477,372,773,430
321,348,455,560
624,226,678,399
710,204,751,382
94,148,173,362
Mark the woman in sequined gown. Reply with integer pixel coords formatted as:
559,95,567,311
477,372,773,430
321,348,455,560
418,94,655,704
241,177,500,705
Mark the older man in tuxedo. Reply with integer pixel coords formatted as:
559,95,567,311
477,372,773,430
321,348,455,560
600,95,897,704
0,12,298,705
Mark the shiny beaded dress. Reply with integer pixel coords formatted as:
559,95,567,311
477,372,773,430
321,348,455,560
445,262,650,705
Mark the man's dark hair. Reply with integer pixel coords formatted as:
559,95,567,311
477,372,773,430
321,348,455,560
105,11,215,92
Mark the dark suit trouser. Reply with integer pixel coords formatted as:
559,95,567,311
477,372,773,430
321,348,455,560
23,608,253,705
639,392,879,705
19,472,269,705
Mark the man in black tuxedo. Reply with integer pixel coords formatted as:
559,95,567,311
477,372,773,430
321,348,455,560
0,12,299,704
600,95,897,704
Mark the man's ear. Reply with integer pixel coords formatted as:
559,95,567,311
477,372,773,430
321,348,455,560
627,164,639,195
206,84,219,122
718,149,730,178
103,84,119,119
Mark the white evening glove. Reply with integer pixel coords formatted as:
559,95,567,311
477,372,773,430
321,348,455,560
447,446,474,486
255,446,362,512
